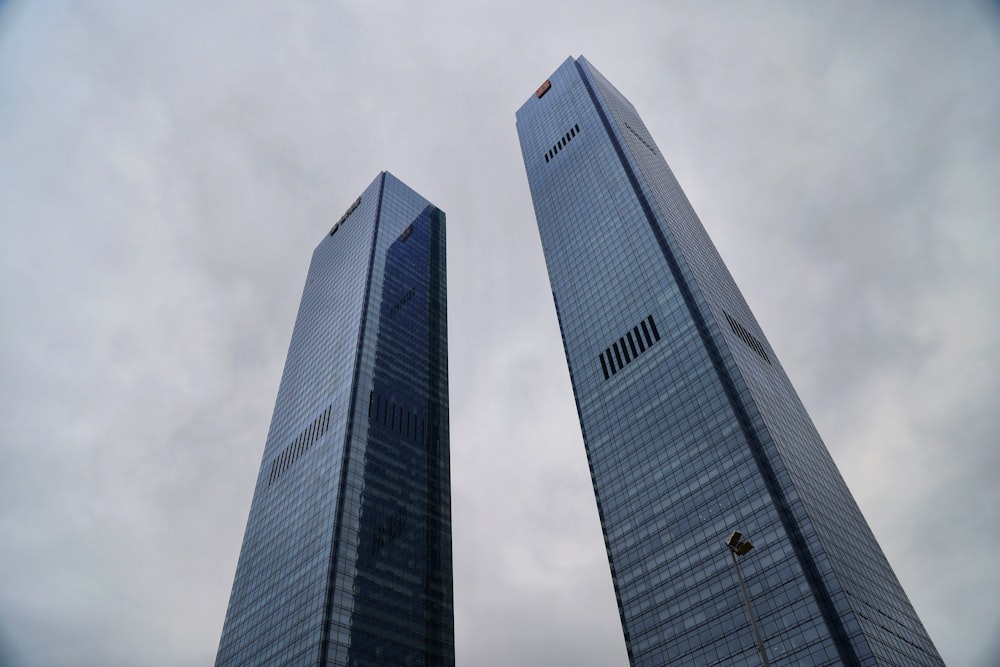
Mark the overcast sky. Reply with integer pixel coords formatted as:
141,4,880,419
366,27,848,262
1,2,998,666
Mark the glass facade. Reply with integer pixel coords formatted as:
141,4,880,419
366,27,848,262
216,172,453,666
516,57,943,666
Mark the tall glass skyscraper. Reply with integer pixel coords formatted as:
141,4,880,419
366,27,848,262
216,172,453,666
516,56,943,666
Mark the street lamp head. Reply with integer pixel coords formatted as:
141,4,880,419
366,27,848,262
726,530,755,556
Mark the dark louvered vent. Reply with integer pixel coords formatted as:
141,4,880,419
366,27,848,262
599,314,662,380
268,405,333,485
623,120,658,155
389,287,415,318
544,123,581,163
369,390,435,446
724,312,770,364
329,196,361,236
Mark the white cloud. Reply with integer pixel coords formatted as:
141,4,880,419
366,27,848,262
0,1,997,665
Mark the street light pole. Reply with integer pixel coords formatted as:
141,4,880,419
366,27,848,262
726,531,771,667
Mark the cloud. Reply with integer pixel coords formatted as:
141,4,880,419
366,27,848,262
0,2,997,666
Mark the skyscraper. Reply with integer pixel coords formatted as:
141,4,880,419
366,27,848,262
216,172,453,666
516,56,942,666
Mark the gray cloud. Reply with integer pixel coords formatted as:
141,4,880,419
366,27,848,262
1,2,997,666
